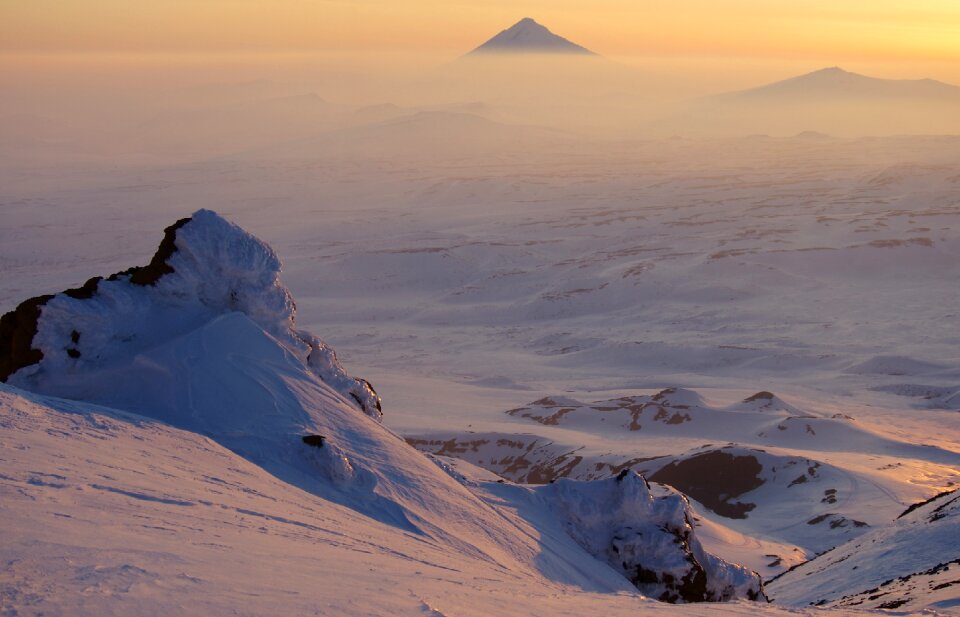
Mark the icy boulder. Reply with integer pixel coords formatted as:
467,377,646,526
539,471,766,603
0,209,381,420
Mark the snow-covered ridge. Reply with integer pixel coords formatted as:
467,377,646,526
767,488,960,611
0,209,381,419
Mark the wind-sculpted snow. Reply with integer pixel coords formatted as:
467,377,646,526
0,209,381,420
539,471,766,603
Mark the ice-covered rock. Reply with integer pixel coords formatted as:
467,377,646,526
0,209,381,420
539,471,766,603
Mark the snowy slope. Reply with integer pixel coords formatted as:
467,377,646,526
1,384,881,616
767,489,960,612
0,211,783,614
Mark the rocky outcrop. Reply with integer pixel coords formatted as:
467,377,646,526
539,471,766,603
0,217,190,382
0,209,381,420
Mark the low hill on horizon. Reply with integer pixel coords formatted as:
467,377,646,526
717,66,960,102
654,66,960,137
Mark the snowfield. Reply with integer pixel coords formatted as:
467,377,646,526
2,210,782,615
1,79,959,614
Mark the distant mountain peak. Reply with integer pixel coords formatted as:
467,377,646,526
724,66,960,100
468,18,596,55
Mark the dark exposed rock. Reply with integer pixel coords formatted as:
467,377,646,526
302,435,326,448
111,217,191,286
806,513,868,528
355,378,382,413
0,294,53,381
650,450,763,519
63,277,103,300
898,488,957,519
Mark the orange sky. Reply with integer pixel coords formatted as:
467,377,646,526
2,1,959,74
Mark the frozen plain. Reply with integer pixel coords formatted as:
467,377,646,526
3,128,958,431
2,85,960,614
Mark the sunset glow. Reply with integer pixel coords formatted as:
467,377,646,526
3,0,960,64
2,1,959,616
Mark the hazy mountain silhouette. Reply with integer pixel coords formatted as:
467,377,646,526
717,67,960,101
649,67,960,137
468,18,595,55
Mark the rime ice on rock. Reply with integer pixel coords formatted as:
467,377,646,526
0,209,381,420
540,471,766,603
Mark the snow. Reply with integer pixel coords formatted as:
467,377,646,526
0,381,885,616
0,212,789,615
408,384,959,566
2,62,959,615
767,489,960,612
